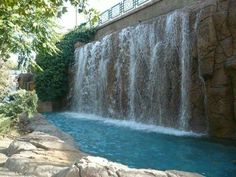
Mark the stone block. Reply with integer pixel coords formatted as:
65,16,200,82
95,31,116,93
0,154,8,167
215,44,226,64
200,51,215,77
198,17,217,58
220,37,233,57
213,11,231,40
225,57,236,70
7,141,37,156
37,101,53,113
74,42,85,49
217,0,229,11
210,67,229,86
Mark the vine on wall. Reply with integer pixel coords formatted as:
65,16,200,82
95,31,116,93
34,25,96,101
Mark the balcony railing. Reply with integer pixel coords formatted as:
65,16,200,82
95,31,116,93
99,0,151,26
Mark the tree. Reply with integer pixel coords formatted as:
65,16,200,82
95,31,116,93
0,60,12,101
0,0,96,67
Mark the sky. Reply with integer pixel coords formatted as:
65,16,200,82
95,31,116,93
57,0,120,32
11,1,120,62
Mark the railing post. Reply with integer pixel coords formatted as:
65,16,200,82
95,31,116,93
108,9,112,20
120,1,124,15
98,0,151,26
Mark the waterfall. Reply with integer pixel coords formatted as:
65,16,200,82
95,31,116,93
72,10,195,131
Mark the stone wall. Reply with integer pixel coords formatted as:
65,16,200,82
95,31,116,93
194,0,236,138
37,99,67,113
73,0,236,139
95,0,198,40
17,73,35,91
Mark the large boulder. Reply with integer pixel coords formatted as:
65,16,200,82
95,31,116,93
5,151,68,177
4,132,84,177
27,114,75,146
17,131,78,152
0,167,34,177
0,153,8,167
7,140,37,156
0,138,13,154
54,156,203,177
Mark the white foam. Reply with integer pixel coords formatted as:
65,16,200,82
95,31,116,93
60,112,204,137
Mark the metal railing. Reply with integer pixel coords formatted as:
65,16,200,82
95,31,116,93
99,0,151,26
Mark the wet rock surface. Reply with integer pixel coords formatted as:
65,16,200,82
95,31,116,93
194,0,236,138
70,0,236,139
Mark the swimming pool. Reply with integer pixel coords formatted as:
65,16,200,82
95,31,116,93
45,112,236,177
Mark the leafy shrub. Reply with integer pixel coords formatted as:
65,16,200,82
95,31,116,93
34,24,96,101
0,90,38,119
0,115,12,134
0,90,38,134
34,55,68,101
0,61,15,101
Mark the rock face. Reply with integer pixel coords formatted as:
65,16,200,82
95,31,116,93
54,156,203,177
193,0,236,138
17,73,35,91
71,0,236,139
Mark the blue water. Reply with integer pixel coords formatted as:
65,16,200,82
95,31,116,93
45,112,236,177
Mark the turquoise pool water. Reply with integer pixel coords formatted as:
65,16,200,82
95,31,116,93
45,112,236,177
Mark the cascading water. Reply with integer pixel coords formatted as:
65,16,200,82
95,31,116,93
72,10,200,131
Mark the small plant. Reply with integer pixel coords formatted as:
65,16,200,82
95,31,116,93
0,90,38,134
0,90,38,118
0,115,12,134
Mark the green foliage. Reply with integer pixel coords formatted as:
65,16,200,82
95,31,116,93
82,8,100,27
35,25,96,101
0,115,11,134
0,0,94,66
56,24,97,65
34,56,69,101
0,90,38,134
1,0,58,63
0,61,14,101
0,90,38,119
